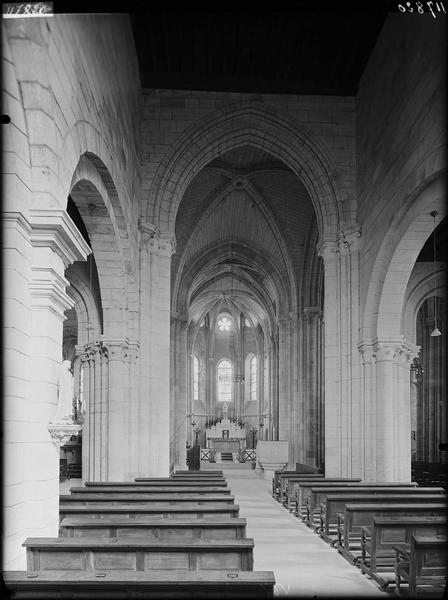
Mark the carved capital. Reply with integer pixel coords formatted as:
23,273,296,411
316,238,339,260
139,219,160,251
158,232,176,256
138,220,176,256
373,341,401,362
303,307,322,323
358,341,375,365
372,338,420,366
338,225,361,253
48,422,81,449
82,340,109,363
396,341,420,366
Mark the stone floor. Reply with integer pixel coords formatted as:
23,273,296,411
203,463,386,598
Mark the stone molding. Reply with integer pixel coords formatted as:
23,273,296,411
48,422,82,449
29,267,75,318
29,209,91,267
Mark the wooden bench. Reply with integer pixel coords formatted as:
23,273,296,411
394,535,448,597
358,516,447,591
289,479,363,520
23,537,255,572
70,485,231,495
316,487,445,539
85,479,229,487
336,502,448,564
60,493,235,506
136,476,226,483
3,569,275,599
59,503,241,521
59,516,248,539
275,474,326,504
272,470,321,500
174,470,224,476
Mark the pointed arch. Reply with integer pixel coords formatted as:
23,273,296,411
146,104,344,244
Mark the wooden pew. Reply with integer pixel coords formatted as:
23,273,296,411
174,470,224,475
70,485,231,495
316,487,445,539
272,470,320,500
23,537,255,572
59,503,241,521
276,474,326,505
60,493,235,506
289,479,363,520
394,535,448,597
358,516,447,591
85,479,229,488
135,476,225,483
3,569,276,599
336,502,448,564
306,483,421,524
59,517,248,539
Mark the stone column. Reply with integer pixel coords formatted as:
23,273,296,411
80,341,108,481
318,228,361,477
268,334,278,440
396,343,419,480
4,210,89,569
171,312,188,470
373,340,419,481
303,307,323,468
103,338,139,480
358,344,376,481
139,221,176,476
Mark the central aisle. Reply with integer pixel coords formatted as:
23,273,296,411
205,464,384,598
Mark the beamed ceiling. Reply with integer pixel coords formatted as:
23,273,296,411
129,7,389,96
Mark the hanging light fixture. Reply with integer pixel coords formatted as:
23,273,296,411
430,211,441,337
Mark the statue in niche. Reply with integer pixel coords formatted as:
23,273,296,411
51,360,75,423
222,402,228,420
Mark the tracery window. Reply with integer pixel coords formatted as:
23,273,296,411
217,316,232,331
193,356,200,402
250,355,257,402
217,359,233,402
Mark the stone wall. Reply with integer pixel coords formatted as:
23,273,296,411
356,14,446,338
3,14,141,569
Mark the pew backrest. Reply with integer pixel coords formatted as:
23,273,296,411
341,503,448,550
23,537,255,572
59,517,248,539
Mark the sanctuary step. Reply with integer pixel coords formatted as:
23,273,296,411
221,452,234,461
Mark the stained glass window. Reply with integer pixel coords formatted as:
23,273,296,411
250,355,257,402
217,359,233,402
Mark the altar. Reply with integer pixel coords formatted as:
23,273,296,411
205,418,246,453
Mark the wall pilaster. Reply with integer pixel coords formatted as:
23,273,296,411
3,210,89,569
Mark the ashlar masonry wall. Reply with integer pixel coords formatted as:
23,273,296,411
3,14,142,569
